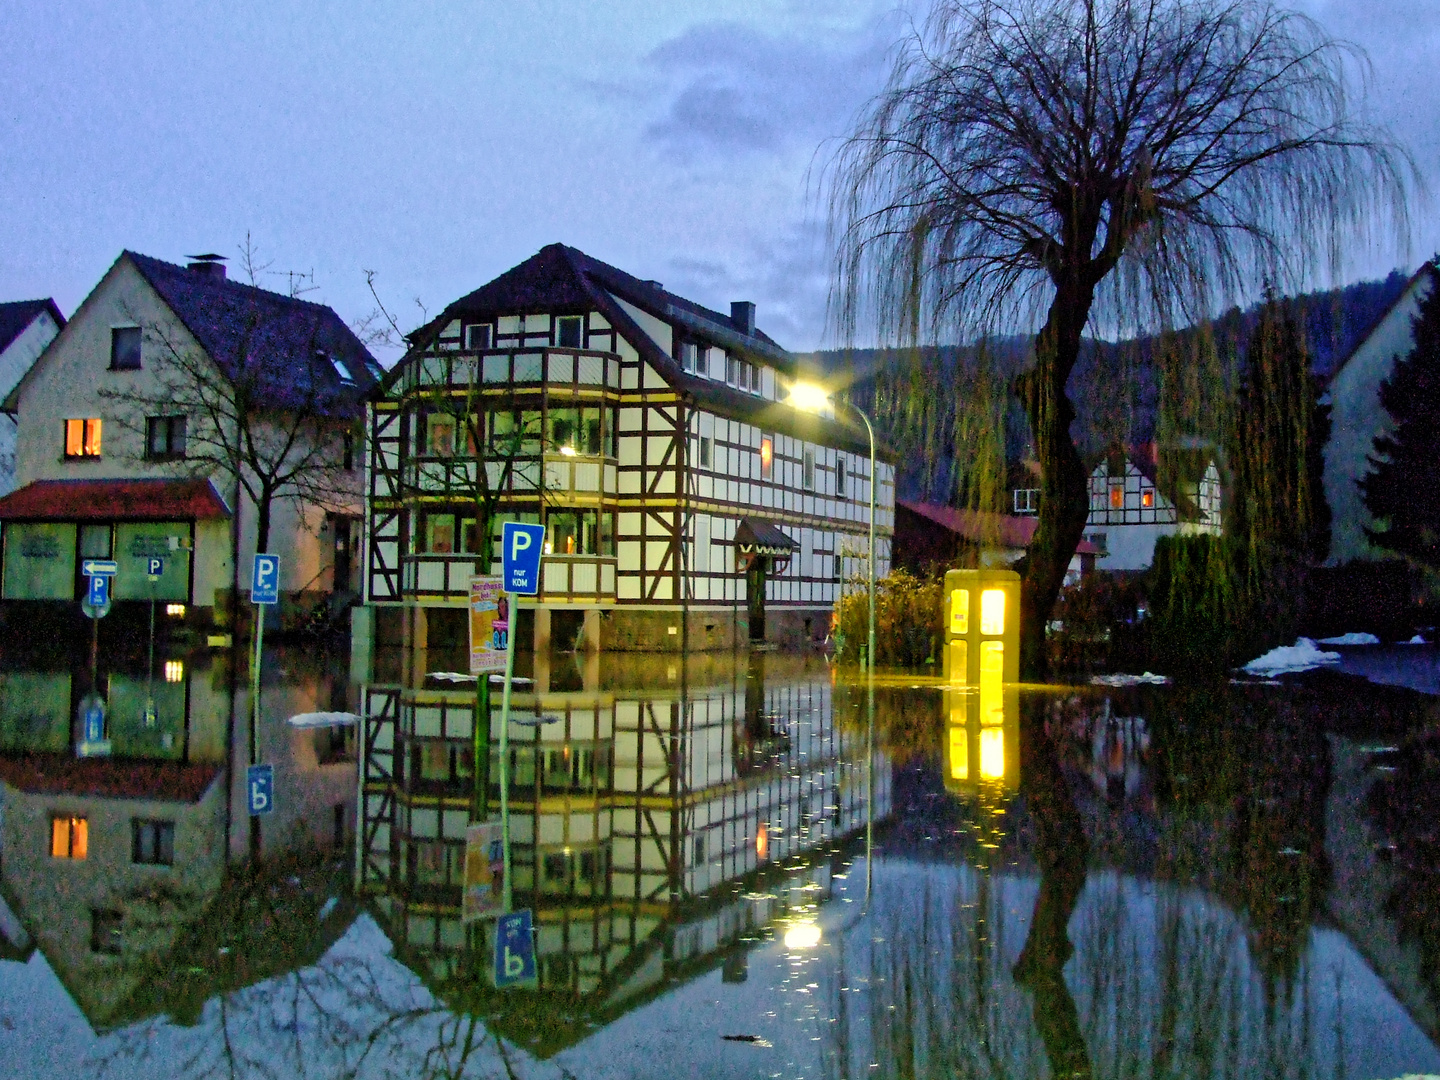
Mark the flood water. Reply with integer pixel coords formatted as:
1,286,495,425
1,633,1438,1079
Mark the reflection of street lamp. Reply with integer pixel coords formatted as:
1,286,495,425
788,382,876,673
790,379,878,908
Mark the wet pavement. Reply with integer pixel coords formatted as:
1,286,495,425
0,636,1437,1079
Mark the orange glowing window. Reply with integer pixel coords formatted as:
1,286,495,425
760,436,774,480
755,823,769,860
51,815,88,859
1109,484,1123,509
65,418,102,458
1141,489,1154,508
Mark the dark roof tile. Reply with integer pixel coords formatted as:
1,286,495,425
0,478,231,521
0,299,64,355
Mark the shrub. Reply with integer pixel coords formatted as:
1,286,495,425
834,568,942,667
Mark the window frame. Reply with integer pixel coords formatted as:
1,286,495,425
109,326,142,371
144,415,187,461
555,316,583,349
64,418,103,460
51,815,88,859
464,323,492,350
131,818,175,866
802,448,815,490
837,458,848,499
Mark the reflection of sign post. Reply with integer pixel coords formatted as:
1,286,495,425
462,821,505,923
77,692,110,758
493,908,537,987
247,763,274,815
468,577,507,674
248,554,280,839
497,523,545,918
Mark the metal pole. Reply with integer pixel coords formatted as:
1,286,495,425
846,400,878,908
498,597,518,914
146,598,156,724
248,601,264,862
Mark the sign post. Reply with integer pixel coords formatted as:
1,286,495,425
246,763,274,815
497,521,544,922
249,555,280,853
80,560,115,693
493,908,537,987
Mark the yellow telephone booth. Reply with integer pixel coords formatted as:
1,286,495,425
941,568,1020,686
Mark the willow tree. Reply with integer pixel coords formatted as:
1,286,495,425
825,0,1412,677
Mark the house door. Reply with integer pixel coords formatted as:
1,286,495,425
746,558,768,641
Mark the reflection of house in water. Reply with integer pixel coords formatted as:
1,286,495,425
357,653,887,1050
0,649,360,1028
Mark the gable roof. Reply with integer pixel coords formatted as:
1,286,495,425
1323,260,1439,395
395,244,893,462
124,252,381,414
898,499,1103,555
0,299,64,355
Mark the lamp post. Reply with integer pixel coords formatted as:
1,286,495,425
790,381,878,907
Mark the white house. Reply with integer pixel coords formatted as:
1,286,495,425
0,252,379,626
364,243,895,652
1084,448,1223,570
1321,261,1437,565
0,299,64,495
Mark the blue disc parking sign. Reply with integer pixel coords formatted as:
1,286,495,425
247,763,274,815
493,908,537,987
501,522,546,596
86,573,109,607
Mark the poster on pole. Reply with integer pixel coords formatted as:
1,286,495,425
461,820,506,923
469,576,508,674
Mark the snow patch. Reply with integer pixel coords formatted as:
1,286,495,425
1317,632,1381,646
1090,672,1169,687
1242,638,1341,677
1404,634,1427,645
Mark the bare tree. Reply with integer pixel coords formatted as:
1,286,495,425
99,314,359,562
825,0,1415,676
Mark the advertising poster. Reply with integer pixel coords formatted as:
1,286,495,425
462,820,505,923
468,576,508,674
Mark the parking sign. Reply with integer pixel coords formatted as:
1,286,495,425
247,763,274,815
251,554,280,605
493,908,537,987
86,574,109,607
501,522,545,595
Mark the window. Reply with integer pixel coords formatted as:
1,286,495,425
760,436,773,480
699,436,712,469
110,326,141,370
693,831,706,867
1141,489,1154,508
425,413,456,456
1109,484,1124,510
606,407,619,457
145,416,187,460
425,514,456,553
131,819,175,866
1014,488,1039,514
556,316,583,348
803,449,815,490
464,323,491,350
51,815,88,859
549,407,579,452
91,910,123,955
64,418,102,459
679,342,698,372
837,459,848,499
726,354,739,384
545,509,610,555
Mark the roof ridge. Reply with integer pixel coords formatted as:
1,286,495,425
124,250,338,315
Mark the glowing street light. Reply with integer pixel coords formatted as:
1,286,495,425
790,379,878,909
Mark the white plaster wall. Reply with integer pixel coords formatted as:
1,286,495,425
1323,269,1432,565
0,310,61,496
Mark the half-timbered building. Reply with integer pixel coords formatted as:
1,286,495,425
363,244,895,651
1085,447,1223,570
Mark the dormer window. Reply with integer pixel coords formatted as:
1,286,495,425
556,316,583,349
679,342,698,372
464,324,491,350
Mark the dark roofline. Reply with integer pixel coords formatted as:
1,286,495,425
1323,259,1438,394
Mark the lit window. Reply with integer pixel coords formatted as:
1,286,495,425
950,589,969,635
51,816,88,859
556,316,583,349
1141,489,1154,508
131,819,175,865
164,659,185,682
65,418,102,459
165,604,186,617
949,725,968,780
1109,484,1124,509
980,641,1004,725
110,326,141,370
760,436,773,480
755,823,769,860
980,589,1005,635
145,415,186,459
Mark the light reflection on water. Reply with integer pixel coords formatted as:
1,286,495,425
0,642,1436,1079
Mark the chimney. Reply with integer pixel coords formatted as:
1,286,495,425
731,301,756,336
186,253,227,281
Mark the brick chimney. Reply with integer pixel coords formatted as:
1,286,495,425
186,253,227,280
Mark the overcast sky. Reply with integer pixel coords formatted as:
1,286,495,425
2,0,1436,358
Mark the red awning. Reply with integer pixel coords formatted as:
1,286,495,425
0,754,220,802
0,479,230,521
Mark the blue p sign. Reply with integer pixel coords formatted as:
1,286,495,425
251,554,280,605
83,700,105,744
493,908,537,987
247,763,274,815
501,522,546,596
87,574,109,607
147,557,164,577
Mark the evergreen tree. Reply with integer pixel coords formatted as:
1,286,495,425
1363,268,1440,567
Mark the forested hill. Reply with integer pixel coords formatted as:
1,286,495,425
808,270,1411,504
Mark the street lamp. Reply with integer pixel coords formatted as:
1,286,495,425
790,379,878,909
788,382,876,673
